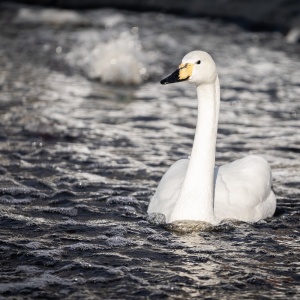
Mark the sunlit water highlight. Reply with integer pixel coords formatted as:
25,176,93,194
0,4,299,299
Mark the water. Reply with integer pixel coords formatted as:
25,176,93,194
0,4,299,299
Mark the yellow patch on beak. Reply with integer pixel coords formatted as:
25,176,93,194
178,63,193,81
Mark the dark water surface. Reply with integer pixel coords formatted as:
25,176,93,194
0,4,299,299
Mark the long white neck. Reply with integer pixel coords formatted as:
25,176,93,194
169,76,220,223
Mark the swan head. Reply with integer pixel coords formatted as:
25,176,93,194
161,51,217,86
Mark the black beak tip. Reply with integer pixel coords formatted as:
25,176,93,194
160,69,180,85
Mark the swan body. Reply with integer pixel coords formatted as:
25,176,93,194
148,51,276,224
148,155,276,224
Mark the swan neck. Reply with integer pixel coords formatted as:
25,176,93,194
170,76,220,223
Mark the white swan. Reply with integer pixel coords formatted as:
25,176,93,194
148,51,276,225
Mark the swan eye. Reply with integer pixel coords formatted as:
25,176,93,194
196,60,201,65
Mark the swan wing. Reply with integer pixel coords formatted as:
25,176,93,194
148,159,188,222
214,155,276,222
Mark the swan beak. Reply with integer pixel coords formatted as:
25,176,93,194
160,63,193,85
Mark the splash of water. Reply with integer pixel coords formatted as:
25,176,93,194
88,32,145,85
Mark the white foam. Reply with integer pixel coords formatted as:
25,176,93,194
106,196,139,206
106,236,136,247
40,207,78,217
66,243,100,251
31,249,63,259
14,8,85,25
86,32,146,85
0,274,72,293
25,242,42,250
0,195,32,204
